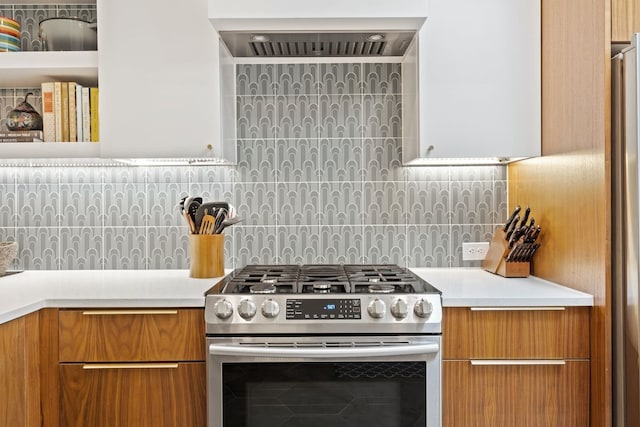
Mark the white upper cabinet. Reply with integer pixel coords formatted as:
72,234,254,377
403,0,541,163
99,0,235,162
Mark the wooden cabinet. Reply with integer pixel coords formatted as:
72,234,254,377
57,308,206,427
612,0,640,43
0,312,41,427
402,0,541,163
442,307,590,427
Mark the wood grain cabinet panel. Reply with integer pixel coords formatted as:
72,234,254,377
443,307,590,359
443,360,590,427
0,312,41,427
612,0,640,43
59,362,206,427
58,309,206,362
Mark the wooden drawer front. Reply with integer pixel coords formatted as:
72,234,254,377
443,307,589,359
60,362,206,427
58,309,205,362
443,360,589,427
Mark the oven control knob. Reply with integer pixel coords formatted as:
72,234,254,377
213,299,234,320
261,299,280,318
391,299,409,319
367,298,386,319
238,299,257,320
414,299,433,319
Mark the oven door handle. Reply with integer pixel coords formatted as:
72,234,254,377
209,342,439,358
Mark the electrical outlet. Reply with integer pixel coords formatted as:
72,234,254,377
462,242,490,261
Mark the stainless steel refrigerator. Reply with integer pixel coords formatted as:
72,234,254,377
613,33,640,427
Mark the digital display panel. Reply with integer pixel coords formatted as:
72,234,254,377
286,299,361,320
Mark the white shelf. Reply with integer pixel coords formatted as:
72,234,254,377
0,141,100,159
0,51,98,88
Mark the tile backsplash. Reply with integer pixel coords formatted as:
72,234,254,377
0,62,507,270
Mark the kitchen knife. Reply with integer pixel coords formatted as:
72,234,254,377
518,207,531,228
503,205,522,232
505,215,520,240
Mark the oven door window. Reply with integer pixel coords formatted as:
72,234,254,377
222,362,426,427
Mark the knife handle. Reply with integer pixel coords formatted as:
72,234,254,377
503,205,522,231
505,216,520,240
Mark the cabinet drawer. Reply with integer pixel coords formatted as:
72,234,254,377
59,362,206,427
58,308,205,362
443,359,589,427
443,306,589,359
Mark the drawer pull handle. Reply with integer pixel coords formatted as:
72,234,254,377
470,360,566,366
469,307,566,311
81,310,179,316
82,363,179,370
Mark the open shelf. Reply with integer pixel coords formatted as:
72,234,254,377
0,51,98,88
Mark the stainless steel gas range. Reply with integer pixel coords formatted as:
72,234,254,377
205,264,442,427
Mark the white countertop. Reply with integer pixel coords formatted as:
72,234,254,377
0,268,593,325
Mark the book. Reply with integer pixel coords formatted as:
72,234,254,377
90,87,99,142
82,87,90,142
0,130,44,138
40,82,55,142
68,82,77,142
0,137,43,143
60,82,69,142
53,82,62,142
76,84,83,143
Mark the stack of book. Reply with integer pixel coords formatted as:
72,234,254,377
0,130,44,143
40,82,99,143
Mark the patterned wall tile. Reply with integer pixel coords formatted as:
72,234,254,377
362,137,404,181
148,226,189,269
15,226,59,270
187,183,234,207
277,225,322,264
16,183,60,227
450,181,494,225
147,182,189,227
362,94,402,138
144,166,189,184
406,225,450,268
276,64,317,96
363,225,407,266
318,182,362,226
101,166,146,184
317,138,363,182
15,165,58,184
103,183,146,227
363,63,401,94
103,226,147,269
318,94,361,138
235,139,277,183
318,225,364,264
276,182,320,226
0,183,16,227
0,166,17,185
233,226,278,267
318,63,362,95
276,95,319,138
59,183,102,227
494,180,508,224
189,165,235,184
233,182,277,226
406,181,450,225
12,5,56,51
59,226,103,269
362,182,406,225
237,64,276,96
450,165,504,182
59,166,102,184
237,95,276,139
276,138,318,182
406,166,450,182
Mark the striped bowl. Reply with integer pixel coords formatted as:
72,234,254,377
0,16,20,31
0,41,20,52
0,25,20,38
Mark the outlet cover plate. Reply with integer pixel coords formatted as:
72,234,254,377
462,242,490,261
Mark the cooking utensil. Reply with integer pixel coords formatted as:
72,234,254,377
39,17,97,51
518,206,531,228
505,216,519,240
215,216,243,234
200,209,217,235
212,208,228,235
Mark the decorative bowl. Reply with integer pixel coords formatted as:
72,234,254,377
0,26,20,38
0,16,20,31
0,242,17,276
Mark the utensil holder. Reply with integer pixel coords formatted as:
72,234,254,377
189,234,224,278
481,229,530,278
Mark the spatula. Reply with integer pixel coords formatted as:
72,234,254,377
199,209,217,235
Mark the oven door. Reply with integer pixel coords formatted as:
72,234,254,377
207,335,441,427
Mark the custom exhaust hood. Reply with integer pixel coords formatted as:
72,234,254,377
208,0,428,58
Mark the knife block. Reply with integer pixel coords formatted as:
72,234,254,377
481,229,530,278
189,234,224,278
